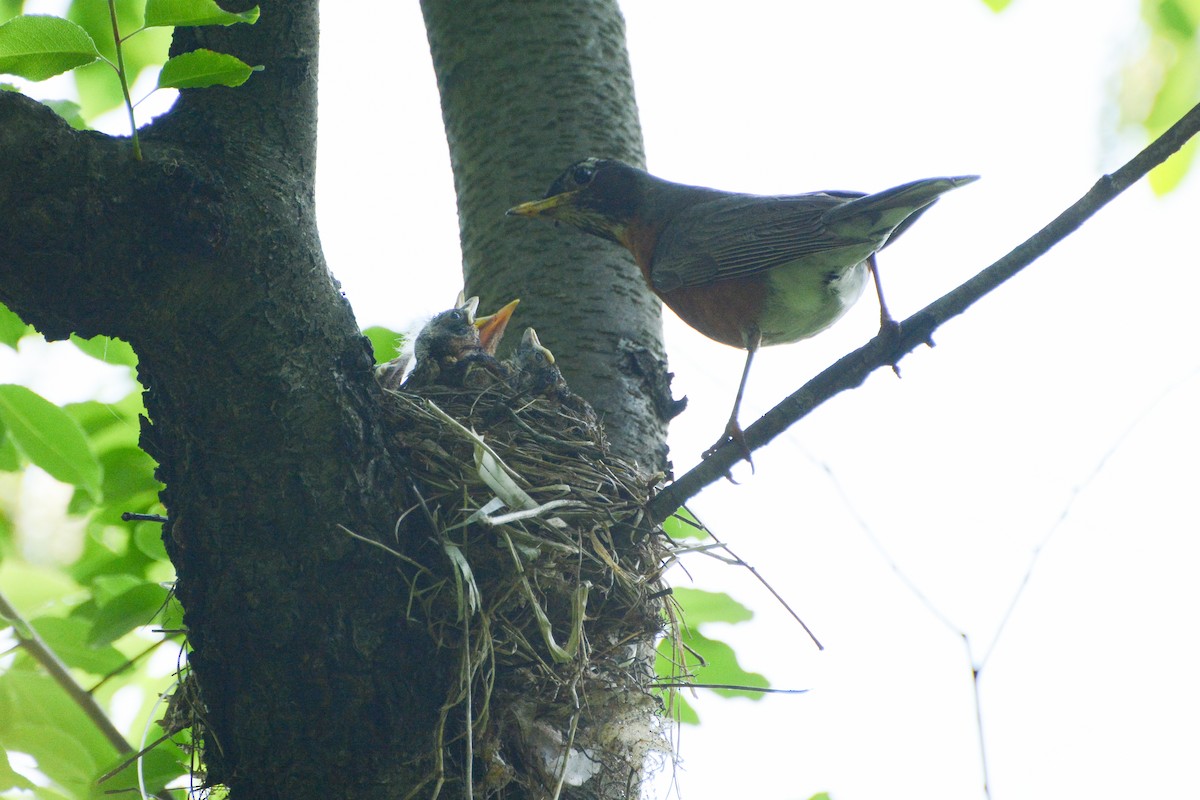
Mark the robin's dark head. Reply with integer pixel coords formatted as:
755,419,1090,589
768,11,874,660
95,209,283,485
507,158,648,244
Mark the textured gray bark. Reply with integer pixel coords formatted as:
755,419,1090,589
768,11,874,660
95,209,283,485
421,0,676,475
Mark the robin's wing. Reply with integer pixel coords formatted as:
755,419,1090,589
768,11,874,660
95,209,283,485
649,191,865,292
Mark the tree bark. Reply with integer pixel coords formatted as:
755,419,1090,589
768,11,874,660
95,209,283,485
421,0,677,475
0,3,447,798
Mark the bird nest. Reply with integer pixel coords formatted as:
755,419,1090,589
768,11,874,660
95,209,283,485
376,378,671,799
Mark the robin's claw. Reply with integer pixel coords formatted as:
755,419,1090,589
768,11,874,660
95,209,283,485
702,421,754,474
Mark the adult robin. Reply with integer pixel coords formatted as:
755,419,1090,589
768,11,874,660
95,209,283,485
508,158,977,459
376,294,519,390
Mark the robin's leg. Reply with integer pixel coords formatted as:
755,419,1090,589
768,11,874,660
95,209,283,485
867,253,899,332
703,330,760,469
868,253,903,377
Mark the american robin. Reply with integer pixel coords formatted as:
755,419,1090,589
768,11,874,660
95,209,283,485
376,294,519,390
508,158,977,459
506,327,604,444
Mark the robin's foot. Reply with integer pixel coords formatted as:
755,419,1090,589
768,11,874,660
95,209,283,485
877,314,903,377
702,421,754,472
879,314,901,338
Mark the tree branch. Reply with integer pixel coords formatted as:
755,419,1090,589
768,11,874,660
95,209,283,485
648,100,1200,525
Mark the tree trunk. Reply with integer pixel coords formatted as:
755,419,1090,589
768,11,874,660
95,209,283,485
0,1,668,798
421,0,677,474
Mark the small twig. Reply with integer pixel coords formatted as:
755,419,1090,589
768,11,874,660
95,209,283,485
89,634,178,693
649,100,1200,523
336,523,433,575
672,508,823,650
96,731,172,783
550,707,583,800
121,512,169,523
811,455,963,635
105,0,141,160
652,683,809,694
964,635,992,800
461,601,474,800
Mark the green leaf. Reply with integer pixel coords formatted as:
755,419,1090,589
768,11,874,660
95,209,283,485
661,506,707,540
1144,43,1200,194
65,393,147,455
668,629,769,699
99,446,161,504
144,0,260,27
70,58,125,119
0,560,81,617
0,748,38,791
41,97,88,128
1,0,23,25
979,0,1012,10
90,574,143,605
0,14,102,81
663,690,699,725
0,384,102,499
158,593,184,634
1150,136,1196,193
29,616,127,675
132,519,168,560
363,326,404,365
71,334,138,368
0,303,31,347
95,736,189,798
0,426,20,471
0,670,117,794
158,47,258,88
1154,0,1198,38
87,581,168,647
672,587,753,625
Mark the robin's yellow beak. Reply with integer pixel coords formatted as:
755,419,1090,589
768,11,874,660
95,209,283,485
476,298,520,355
507,192,576,218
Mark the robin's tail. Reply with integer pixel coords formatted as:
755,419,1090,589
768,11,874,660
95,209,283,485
823,175,979,246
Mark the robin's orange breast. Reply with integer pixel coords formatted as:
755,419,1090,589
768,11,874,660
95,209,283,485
620,212,770,349
657,278,769,349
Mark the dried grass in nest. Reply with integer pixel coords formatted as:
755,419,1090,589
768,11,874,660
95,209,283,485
376,379,672,798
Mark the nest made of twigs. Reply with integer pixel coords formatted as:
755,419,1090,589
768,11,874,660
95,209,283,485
377,377,671,799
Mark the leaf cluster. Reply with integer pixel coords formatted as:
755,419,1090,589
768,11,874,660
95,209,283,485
0,0,260,156
0,305,190,798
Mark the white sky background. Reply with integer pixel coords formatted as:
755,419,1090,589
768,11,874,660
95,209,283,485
5,1,1197,799
319,2,1200,800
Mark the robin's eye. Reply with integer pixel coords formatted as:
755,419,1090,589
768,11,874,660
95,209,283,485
572,164,595,186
